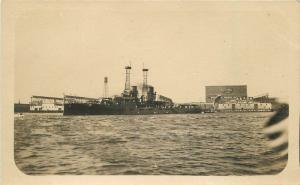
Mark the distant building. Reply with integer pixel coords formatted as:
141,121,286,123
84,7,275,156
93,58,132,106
63,95,99,104
205,85,247,103
217,102,272,112
14,103,30,113
30,96,63,112
253,93,277,103
205,85,277,112
156,94,173,105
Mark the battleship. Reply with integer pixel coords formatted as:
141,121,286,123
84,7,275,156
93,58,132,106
63,66,214,115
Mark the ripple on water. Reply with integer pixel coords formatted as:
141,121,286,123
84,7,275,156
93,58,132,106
14,112,286,175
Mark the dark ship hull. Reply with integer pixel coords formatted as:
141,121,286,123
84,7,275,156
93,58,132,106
63,103,208,115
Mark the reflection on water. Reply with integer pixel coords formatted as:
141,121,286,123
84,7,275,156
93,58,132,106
14,112,286,175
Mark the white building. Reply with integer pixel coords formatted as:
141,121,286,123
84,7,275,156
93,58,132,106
217,102,272,112
30,96,64,112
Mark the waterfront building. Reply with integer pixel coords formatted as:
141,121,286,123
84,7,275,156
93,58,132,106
217,102,272,112
205,85,275,112
205,85,247,103
30,96,64,112
14,103,30,113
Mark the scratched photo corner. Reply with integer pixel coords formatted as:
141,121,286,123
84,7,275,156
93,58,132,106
13,2,292,176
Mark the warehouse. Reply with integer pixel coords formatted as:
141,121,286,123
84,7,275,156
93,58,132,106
205,85,274,112
206,85,247,103
217,102,272,112
30,96,64,112
14,103,30,113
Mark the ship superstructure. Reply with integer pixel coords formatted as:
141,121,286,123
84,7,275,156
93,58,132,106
63,66,206,115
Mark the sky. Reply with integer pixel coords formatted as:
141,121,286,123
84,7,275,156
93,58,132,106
14,2,297,103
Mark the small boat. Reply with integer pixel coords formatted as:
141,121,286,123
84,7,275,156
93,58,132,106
14,113,24,118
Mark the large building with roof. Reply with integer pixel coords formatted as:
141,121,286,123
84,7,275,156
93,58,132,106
205,85,247,103
205,85,275,112
30,95,64,112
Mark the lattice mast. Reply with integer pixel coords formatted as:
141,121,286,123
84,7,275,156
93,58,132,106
142,68,149,100
124,66,132,95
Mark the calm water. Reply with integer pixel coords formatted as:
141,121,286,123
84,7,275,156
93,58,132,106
14,112,286,175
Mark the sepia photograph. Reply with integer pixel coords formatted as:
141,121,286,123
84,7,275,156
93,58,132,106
3,0,299,180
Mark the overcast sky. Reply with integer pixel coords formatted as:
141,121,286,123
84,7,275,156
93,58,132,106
14,2,297,103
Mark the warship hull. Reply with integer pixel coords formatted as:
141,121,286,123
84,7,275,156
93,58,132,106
63,103,208,115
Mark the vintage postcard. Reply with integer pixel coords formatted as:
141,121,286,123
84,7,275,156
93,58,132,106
1,0,300,185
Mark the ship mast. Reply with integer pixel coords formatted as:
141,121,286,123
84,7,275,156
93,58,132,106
142,67,149,101
124,65,132,95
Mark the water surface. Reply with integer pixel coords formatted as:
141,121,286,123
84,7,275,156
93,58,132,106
14,112,286,175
